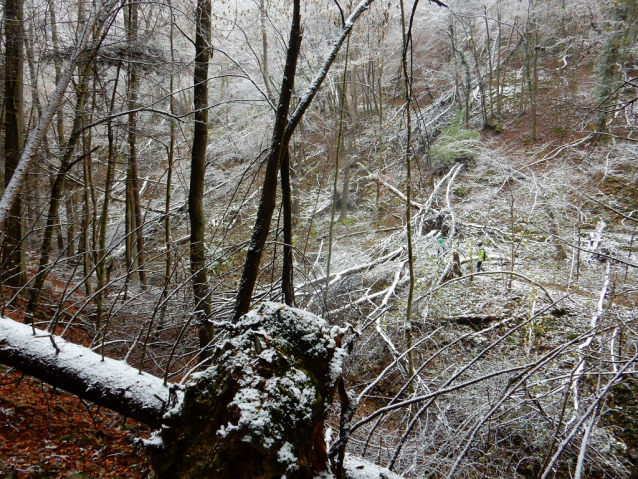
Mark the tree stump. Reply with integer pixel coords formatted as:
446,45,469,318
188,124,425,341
148,303,348,479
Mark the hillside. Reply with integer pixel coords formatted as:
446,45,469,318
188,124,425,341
0,0,637,477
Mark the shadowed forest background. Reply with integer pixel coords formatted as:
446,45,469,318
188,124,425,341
0,0,638,477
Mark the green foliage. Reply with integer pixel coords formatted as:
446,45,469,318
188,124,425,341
453,186,470,199
430,113,480,175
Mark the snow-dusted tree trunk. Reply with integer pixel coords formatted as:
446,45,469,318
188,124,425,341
0,318,170,428
190,0,214,352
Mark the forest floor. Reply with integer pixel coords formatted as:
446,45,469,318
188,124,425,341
0,367,152,478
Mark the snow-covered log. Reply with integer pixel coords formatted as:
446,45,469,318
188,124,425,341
0,317,171,428
1,306,397,479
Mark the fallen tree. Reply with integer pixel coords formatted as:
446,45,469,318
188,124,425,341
0,305,400,479
0,317,170,428
148,302,348,478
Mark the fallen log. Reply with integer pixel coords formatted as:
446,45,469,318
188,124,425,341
0,317,171,428
0,305,400,479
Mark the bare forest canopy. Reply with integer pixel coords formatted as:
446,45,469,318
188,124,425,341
1,0,638,477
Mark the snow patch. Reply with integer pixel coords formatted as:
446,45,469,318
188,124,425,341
278,441,297,465
341,454,403,479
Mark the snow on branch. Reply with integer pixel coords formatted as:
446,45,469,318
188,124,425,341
0,0,120,226
298,247,404,291
0,317,173,428
284,0,375,140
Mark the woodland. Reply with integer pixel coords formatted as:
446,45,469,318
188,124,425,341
0,0,637,477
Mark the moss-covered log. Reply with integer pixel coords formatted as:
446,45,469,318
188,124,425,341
147,303,348,478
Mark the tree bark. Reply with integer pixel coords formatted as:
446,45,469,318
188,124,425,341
234,0,302,322
81,138,93,296
2,0,27,289
400,0,416,396
126,1,147,288
96,64,122,331
164,0,177,305
189,0,214,351
281,148,295,306
260,0,274,103
47,0,65,149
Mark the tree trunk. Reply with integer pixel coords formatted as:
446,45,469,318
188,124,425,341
127,1,147,288
125,175,137,285
234,0,302,322
2,0,27,290
96,64,122,332
399,0,416,395
338,160,352,224
66,195,77,257
530,41,539,141
281,148,295,306
164,1,177,305
47,0,65,149
260,0,274,103
81,146,93,296
47,0,75,258
449,22,471,128
190,0,214,353
483,7,494,122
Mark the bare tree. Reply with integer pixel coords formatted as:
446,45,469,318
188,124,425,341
189,0,214,355
2,0,27,290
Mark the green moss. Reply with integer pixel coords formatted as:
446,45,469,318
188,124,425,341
430,112,480,174
149,303,347,479
602,380,638,450
453,186,470,198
